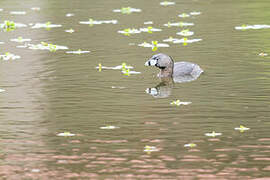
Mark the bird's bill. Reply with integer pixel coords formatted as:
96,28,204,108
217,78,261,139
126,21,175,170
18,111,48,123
145,59,157,66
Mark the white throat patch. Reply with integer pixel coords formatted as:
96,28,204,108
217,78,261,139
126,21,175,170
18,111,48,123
145,59,157,66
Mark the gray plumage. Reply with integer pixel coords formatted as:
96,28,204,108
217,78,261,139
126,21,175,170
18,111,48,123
145,53,203,83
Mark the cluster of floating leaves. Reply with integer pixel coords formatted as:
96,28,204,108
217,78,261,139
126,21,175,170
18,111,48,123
65,28,75,33
57,132,76,137
118,26,162,36
96,62,141,76
0,52,21,61
235,24,270,30
170,99,191,106
27,42,68,52
258,52,268,57
31,22,62,29
0,20,27,32
178,12,201,18
144,145,159,152
164,21,194,27
66,49,90,54
138,41,169,51
160,1,175,6
80,18,118,26
113,7,141,14
10,37,31,43
205,131,222,137
100,126,119,129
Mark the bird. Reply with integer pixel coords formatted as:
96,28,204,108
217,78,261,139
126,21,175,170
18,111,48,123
145,53,203,82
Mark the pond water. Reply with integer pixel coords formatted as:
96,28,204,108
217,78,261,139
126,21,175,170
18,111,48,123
1,0,270,179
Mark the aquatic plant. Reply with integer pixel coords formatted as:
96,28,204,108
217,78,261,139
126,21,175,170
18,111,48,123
79,19,118,26
173,38,202,45
258,52,268,57
66,13,74,17
178,13,190,18
235,24,270,30
10,37,31,43
10,11,26,15
205,131,222,137
170,100,191,106
113,7,141,14
138,41,169,51
144,21,153,25
31,22,62,29
163,36,179,42
184,143,197,147
234,125,250,132
118,28,141,36
28,42,68,52
139,26,162,33
96,63,133,70
31,7,40,11
144,145,159,152
57,132,76,137
190,11,201,16
66,49,90,54
1,20,15,31
160,1,175,6
65,29,75,33
0,52,21,60
176,29,194,36
164,21,194,27
100,126,119,129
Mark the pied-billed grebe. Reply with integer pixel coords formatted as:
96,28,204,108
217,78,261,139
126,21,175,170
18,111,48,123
145,53,203,82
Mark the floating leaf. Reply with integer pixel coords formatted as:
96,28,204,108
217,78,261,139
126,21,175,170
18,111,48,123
100,126,119,129
113,7,141,14
170,100,191,106
184,143,197,147
205,131,222,137
234,125,250,132
57,132,76,137
235,24,270,30
160,1,175,6
66,49,90,54
0,52,21,60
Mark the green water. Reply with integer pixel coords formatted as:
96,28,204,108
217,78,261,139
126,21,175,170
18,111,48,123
1,0,270,179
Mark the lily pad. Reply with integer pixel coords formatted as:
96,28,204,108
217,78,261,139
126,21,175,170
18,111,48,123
163,36,180,42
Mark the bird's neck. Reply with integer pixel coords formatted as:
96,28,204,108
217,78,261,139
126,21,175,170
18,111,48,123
159,64,174,77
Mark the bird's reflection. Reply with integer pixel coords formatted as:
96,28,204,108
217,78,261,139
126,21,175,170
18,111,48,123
145,77,173,98
146,75,200,98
